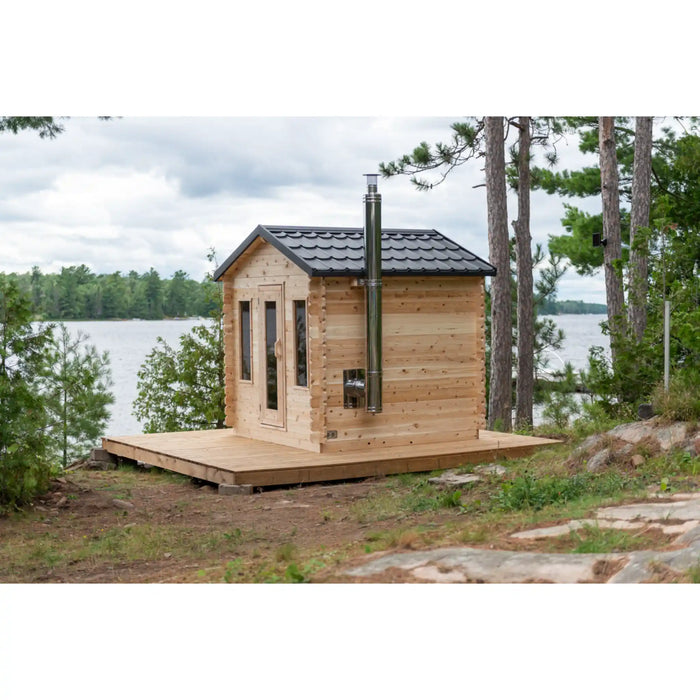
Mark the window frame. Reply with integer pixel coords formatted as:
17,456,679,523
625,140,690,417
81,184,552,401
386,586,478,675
293,298,309,388
239,299,253,382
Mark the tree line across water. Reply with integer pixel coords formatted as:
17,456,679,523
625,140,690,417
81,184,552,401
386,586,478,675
9,263,606,322
538,299,607,315
7,264,220,321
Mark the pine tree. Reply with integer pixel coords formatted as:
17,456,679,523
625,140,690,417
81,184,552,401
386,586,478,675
628,117,653,341
0,275,54,510
512,117,534,429
379,117,564,430
484,117,512,431
599,116,627,358
43,325,114,469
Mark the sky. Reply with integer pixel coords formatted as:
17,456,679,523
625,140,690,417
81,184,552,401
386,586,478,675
0,115,613,303
3,3,697,309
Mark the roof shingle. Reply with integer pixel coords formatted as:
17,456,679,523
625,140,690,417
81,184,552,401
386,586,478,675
214,225,496,280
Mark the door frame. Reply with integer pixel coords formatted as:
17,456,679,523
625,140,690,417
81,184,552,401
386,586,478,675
258,283,286,428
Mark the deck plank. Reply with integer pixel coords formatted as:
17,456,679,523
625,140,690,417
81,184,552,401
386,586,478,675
103,429,560,487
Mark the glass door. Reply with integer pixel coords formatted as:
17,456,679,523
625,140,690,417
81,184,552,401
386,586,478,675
258,284,285,428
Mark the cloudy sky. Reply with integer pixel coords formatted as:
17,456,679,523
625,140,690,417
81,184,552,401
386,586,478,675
0,116,612,302
3,2,695,309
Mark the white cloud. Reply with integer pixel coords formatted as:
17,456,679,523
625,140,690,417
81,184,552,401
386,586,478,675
0,116,609,301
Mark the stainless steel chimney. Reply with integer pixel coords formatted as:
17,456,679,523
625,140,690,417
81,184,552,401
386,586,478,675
364,174,383,413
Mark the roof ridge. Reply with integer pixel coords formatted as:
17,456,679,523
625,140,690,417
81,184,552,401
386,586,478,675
262,225,441,234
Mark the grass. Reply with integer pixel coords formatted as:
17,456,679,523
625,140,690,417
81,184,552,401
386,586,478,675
349,476,472,524
0,522,266,580
3,422,700,583
568,524,664,554
688,561,700,584
491,470,642,512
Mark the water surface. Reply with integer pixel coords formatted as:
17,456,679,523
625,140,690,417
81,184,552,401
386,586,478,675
57,315,609,436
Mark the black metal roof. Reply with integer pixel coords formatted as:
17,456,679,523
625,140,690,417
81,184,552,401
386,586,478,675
213,225,496,280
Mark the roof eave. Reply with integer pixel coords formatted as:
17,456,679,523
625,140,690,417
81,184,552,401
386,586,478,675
214,225,315,280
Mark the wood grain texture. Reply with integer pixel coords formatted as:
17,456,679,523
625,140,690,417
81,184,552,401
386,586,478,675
321,275,485,452
221,240,316,450
221,237,490,455
103,429,559,487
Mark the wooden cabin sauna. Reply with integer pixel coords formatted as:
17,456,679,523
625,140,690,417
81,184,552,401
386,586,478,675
213,176,496,455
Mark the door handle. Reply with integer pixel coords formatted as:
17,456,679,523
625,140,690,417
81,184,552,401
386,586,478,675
274,339,283,359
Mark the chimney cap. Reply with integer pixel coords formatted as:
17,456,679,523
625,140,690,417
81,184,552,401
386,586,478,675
363,173,379,187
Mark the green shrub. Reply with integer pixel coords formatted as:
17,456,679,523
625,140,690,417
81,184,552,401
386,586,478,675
651,366,700,421
493,470,635,512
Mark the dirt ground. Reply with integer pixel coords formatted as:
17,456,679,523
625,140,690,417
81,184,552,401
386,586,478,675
0,466,462,583
0,461,692,583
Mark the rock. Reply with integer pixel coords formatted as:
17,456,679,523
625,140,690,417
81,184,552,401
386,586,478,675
198,484,216,493
474,463,507,476
631,454,645,467
218,483,254,495
112,498,134,510
585,448,611,473
511,520,589,539
654,423,689,451
574,434,606,455
90,448,116,464
597,500,700,522
607,422,656,445
637,403,655,419
690,433,700,456
428,471,481,487
88,460,118,471
56,496,68,508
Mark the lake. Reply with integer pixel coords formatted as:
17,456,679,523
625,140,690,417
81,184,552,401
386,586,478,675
58,314,609,436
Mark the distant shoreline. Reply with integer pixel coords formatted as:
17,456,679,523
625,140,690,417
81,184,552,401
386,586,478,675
33,316,208,323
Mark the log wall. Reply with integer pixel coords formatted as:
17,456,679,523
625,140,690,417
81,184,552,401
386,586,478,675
222,238,487,455
320,275,486,453
222,240,317,451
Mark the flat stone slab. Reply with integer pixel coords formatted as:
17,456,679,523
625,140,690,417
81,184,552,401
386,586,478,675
346,547,623,583
346,526,700,583
647,491,700,501
511,520,591,539
596,500,700,522
510,518,651,540
511,516,700,540
428,471,481,487
474,463,508,476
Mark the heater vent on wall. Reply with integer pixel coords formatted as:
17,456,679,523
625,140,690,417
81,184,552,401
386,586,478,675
343,369,365,409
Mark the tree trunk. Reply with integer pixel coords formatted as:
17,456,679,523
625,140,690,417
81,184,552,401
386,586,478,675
628,116,653,342
513,117,534,430
598,117,626,361
485,116,512,431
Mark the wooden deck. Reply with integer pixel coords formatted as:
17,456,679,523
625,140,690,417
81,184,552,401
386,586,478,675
102,430,560,488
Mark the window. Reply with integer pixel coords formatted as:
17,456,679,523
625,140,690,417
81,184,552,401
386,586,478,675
294,300,308,387
240,300,251,380
265,301,278,409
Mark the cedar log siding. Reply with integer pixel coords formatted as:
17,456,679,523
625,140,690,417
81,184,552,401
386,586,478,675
222,238,487,454
320,275,486,453
221,239,318,451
